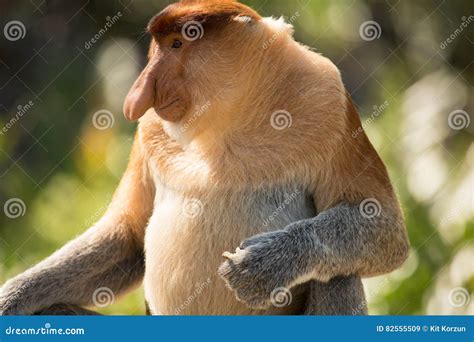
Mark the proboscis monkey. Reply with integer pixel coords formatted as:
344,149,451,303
0,0,409,315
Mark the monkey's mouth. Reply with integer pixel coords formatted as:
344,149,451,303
158,98,181,111
155,98,185,122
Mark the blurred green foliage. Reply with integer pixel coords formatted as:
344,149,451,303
0,0,472,315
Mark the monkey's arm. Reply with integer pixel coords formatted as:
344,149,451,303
0,137,154,315
219,135,409,309
219,201,407,308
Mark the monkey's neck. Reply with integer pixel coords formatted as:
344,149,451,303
155,41,341,185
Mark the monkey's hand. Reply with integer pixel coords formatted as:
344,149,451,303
218,229,310,309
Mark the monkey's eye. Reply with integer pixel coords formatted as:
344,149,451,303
171,39,183,49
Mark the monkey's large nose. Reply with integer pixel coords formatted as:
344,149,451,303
123,72,156,121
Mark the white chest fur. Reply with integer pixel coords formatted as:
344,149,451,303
143,179,316,315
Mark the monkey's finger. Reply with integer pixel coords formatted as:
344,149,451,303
224,248,250,265
222,251,235,260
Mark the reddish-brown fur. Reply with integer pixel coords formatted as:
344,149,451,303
147,0,261,35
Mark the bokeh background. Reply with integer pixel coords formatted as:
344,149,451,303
0,0,472,315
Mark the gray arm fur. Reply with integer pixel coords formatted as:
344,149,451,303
0,139,152,316
219,202,409,309
0,221,144,315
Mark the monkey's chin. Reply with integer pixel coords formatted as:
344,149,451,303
155,100,186,123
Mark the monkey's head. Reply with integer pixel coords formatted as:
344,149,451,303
124,0,346,158
123,0,262,124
